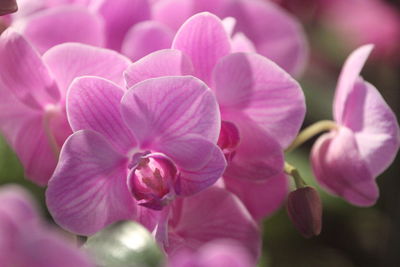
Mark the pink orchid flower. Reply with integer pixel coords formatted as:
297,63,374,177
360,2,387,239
165,186,261,263
124,12,305,220
0,185,94,267
0,29,131,185
10,3,105,54
168,239,254,267
311,45,400,206
11,0,159,58
321,0,400,62
6,0,150,54
46,75,226,236
9,0,307,76
150,0,308,76
135,186,260,262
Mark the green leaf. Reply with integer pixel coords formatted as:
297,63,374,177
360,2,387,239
0,134,24,183
0,135,46,208
84,221,165,267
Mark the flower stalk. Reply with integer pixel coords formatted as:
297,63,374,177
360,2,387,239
284,162,306,189
286,120,337,153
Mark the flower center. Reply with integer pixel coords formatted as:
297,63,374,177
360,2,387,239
217,121,240,161
129,153,177,210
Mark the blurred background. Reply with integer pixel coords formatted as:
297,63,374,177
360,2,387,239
262,0,400,266
1,0,399,266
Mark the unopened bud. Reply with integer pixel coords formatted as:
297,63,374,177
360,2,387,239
0,0,17,16
286,186,322,238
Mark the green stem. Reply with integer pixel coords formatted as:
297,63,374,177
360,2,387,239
284,162,306,189
286,120,337,153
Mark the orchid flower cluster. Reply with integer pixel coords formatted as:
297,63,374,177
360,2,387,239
0,0,399,266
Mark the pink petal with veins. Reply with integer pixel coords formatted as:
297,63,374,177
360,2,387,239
46,130,135,235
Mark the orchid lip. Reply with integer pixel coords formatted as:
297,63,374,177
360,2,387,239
128,152,177,210
128,150,151,169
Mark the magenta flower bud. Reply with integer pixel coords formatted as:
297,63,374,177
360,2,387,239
130,153,177,210
286,186,322,238
0,0,17,16
217,121,240,161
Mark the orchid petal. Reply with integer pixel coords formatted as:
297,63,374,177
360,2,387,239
124,49,194,88
10,0,44,18
0,186,94,267
90,0,150,50
121,20,174,61
156,135,226,195
194,240,254,267
17,230,94,267
0,207,23,264
121,76,220,147
341,79,400,176
190,0,233,15
67,77,136,154
137,206,162,233
153,0,231,31
311,127,378,206
224,173,288,221
214,53,305,148
0,75,38,144
152,0,193,31
0,88,61,185
15,6,104,54
333,44,373,122
43,43,131,100
0,75,67,185
0,185,39,224
45,106,72,149
0,28,59,110
167,186,261,261
231,33,256,53
169,239,253,267
46,130,135,235
222,17,236,37
45,0,91,6
0,187,37,264
13,117,61,185
0,225,11,266
221,0,308,76
172,12,231,84
222,113,284,182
